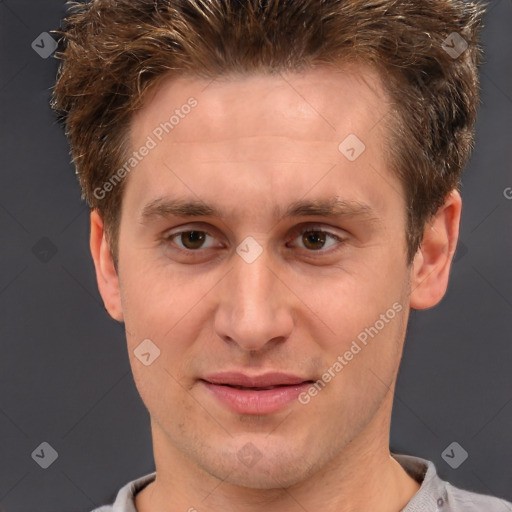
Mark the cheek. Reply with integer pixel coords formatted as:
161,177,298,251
119,254,197,336
309,297,407,423
118,258,219,382
129,356,194,431
297,256,407,351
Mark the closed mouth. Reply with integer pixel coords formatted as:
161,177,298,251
201,380,314,391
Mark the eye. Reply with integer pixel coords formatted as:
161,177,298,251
163,225,346,257
166,230,219,251
289,226,345,252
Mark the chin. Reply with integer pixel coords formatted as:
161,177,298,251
222,461,310,490
197,440,319,490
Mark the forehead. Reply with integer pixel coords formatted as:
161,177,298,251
124,64,398,222
133,64,389,146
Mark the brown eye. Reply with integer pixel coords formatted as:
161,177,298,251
167,230,218,251
179,231,207,250
301,230,328,250
291,227,343,252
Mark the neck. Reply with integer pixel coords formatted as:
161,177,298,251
135,393,420,512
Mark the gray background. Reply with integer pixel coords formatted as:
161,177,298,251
0,1,511,510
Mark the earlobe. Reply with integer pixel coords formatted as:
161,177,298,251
89,210,124,322
409,190,462,310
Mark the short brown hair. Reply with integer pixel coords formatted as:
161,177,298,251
51,0,485,266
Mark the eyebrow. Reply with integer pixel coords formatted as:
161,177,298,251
139,196,382,225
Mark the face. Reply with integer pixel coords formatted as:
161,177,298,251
96,65,432,489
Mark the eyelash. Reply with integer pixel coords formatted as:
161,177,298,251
163,225,346,258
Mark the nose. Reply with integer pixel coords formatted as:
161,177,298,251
213,245,294,352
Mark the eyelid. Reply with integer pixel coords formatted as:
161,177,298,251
290,223,345,237
164,222,221,239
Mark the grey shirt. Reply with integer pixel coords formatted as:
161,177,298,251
91,453,512,512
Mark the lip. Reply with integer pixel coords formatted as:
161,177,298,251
200,372,314,414
203,371,310,388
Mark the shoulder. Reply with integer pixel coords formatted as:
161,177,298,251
393,453,512,512
88,471,156,512
443,483,512,512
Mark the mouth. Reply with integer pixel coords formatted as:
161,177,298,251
203,383,307,390
201,371,314,388
199,372,315,414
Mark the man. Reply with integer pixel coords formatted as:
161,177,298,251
51,0,511,510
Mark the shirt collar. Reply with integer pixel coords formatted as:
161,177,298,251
112,454,441,511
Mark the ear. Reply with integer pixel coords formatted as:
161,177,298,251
409,190,462,310
90,209,124,322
